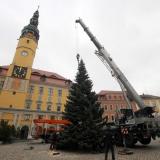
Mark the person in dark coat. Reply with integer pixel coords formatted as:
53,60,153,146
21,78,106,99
49,132,57,150
104,128,115,160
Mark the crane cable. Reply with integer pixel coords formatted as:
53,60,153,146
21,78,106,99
76,21,132,111
95,51,132,110
117,79,132,109
75,22,80,56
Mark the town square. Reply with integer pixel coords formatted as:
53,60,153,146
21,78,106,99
1,1,160,160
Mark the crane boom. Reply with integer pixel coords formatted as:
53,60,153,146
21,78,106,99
75,18,145,109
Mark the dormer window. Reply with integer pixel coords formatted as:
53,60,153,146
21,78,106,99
32,71,41,76
40,75,46,82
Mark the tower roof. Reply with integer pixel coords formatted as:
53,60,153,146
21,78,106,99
20,9,40,42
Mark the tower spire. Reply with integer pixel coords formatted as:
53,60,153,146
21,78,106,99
29,9,39,27
20,9,40,42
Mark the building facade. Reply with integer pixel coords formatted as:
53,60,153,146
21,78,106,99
98,90,137,122
98,90,160,122
0,10,71,137
140,94,160,113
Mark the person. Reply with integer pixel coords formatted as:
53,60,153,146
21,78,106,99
104,127,115,160
49,132,57,150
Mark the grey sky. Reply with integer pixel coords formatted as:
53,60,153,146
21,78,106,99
0,0,160,96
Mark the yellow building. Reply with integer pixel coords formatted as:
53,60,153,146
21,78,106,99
0,10,71,137
140,94,160,113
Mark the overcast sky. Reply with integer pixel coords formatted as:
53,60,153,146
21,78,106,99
0,0,160,96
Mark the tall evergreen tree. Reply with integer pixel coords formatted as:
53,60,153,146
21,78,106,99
57,55,105,152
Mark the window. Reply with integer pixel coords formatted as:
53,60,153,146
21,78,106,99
57,105,61,112
105,105,107,110
25,101,32,109
108,95,111,99
105,115,109,121
111,115,114,121
28,85,34,94
24,114,31,121
48,96,51,102
62,117,65,120
50,116,55,120
0,80,4,90
38,115,43,119
37,103,41,110
100,95,105,100
39,87,44,95
58,88,62,97
37,96,42,101
110,105,112,110
47,104,52,111
116,105,119,111
48,88,53,96
58,97,61,103
40,75,46,82
151,101,156,107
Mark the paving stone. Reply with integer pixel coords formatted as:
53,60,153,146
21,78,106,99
0,139,160,160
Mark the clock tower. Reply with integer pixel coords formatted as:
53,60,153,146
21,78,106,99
0,10,39,109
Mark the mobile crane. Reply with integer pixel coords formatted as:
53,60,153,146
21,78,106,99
76,18,160,147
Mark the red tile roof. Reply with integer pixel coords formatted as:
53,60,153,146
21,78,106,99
0,65,71,87
98,90,160,99
140,94,160,99
0,65,66,80
98,90,123,95
31,68,66,80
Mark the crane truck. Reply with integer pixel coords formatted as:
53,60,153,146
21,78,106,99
75,18,160,147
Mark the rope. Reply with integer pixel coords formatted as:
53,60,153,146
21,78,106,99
75,22,80,55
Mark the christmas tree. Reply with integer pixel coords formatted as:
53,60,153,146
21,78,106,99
57,54,105,152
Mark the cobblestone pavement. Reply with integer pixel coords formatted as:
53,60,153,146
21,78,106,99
0,139,160,160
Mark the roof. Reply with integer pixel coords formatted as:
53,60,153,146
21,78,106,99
0,65,66,80
98,90,160,99
98,90,123,95
140,94,160,99
0,65,71,87
31,68,66,80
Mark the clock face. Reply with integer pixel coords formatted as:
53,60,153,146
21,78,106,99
21,51,28,56
12,65,27,79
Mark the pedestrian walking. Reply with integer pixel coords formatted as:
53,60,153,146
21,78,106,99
104,127,115,160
